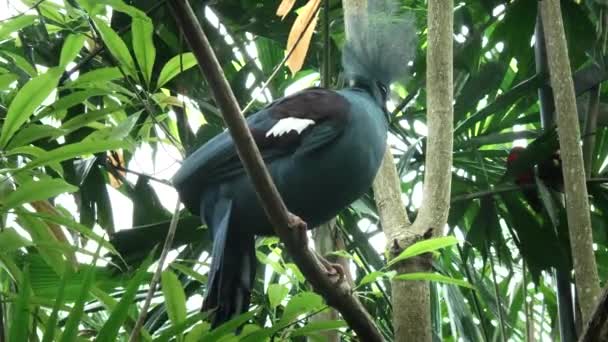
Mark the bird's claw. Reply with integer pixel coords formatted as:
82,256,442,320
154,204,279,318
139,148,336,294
287,212,308,243
317,253,345,284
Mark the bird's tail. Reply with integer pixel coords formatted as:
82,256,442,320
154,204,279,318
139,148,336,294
342,0,417,86
201,200,257,328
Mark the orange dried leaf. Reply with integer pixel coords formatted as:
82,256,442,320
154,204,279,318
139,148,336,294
285,0,321,75
276,0,297,19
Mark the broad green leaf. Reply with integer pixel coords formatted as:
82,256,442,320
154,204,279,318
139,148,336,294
156,314,207,342
280,291,324,325
3,51,37,76
7,124,64,149
358,270,396,287
41,265,73,342
59,34,85,67
1,179,77,210
92,18,136,77
267,283,289,309
59,105,125,132
9,265,31,342
44,89,109,116
171,262,207,284
0,228,32,252
161,269,187,326
393,272,475,289
67,67,123,87
132,16,156,86
22,139,130,172
0,67,62,148
96,257,152,342
199,310,258,342
291,319,348,337
7,145,64,176
185,322,211,342
388,236,458,267
16,212,68,275
83,112,141,142
0,15,36,39
156,53,198,89
59,243,102,342
21,211,119,256
0,73,19,89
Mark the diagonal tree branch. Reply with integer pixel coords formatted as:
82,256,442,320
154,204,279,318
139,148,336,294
167,1,383,340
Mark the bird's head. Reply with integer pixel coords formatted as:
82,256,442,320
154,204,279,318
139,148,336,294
507,147,534,185
348,76,390,120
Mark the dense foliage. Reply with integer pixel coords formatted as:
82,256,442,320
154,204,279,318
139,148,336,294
0,0,607,340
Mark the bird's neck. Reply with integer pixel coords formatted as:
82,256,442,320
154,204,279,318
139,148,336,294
347,77,383,106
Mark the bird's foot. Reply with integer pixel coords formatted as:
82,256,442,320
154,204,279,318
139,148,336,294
316,253,345,284
287,212,308,244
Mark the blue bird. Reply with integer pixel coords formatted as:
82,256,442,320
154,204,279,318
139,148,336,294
112,0,416,327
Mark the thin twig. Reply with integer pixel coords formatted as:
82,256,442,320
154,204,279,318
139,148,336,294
0,0,46,23
108,163,173,186
128,200,181,342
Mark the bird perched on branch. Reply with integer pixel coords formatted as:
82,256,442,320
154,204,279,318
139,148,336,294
506,143,563,212
113,0,416,327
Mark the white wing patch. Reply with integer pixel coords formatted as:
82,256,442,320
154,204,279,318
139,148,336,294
265,117,315,138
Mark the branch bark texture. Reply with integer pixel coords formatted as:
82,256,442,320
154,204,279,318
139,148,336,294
540,0,600,323
368,0,454,340
167,1,382,340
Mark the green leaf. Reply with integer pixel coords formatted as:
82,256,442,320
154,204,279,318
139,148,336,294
3,52,37,76
161,269,188,326
358,270,396,287
1,179,78,211
0,73,19,89
132,16,156,86
9,265,31,342
156,53,198,89
0,228,32,253
388,236,458,267
185,322,211,342
21,211,119,256
0,15,36,39
267,283,289,309
59,243,102,342
291,319,348,337
59,34,85,67
200,310,258,342
59,105,125,133
280,291,324,325
0,67,62,148
83,112,141,142
393,272,475,289
170,262,207,284
67,67,123,87
41,265,73,342
7,124,63,149
21,139,130,172
7,145,64,176
92,18,136,77
156,314,207,342
44,89,110,116
96,257,152,342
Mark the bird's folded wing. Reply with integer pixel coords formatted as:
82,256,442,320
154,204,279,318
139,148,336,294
172,87,351,213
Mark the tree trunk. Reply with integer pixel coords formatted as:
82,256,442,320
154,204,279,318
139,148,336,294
366,0,454,340
540,0,600,324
